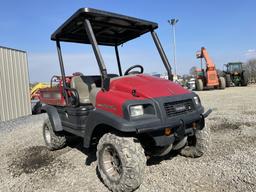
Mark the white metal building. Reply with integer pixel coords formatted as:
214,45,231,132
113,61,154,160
0,46,31,121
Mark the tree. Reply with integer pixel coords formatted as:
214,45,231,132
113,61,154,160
245,59,256,82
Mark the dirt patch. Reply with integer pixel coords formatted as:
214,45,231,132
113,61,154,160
216,121,241,130
243,111,256,115
211,119,254,132
8,146,70,177
208,116,219,121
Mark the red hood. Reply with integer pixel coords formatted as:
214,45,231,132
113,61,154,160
96,74,191,117
110,74,190,99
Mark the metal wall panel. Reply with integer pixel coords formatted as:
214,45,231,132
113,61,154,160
0,46,31,121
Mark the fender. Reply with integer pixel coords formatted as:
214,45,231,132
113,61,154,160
41,105,63,132
83,109,137,148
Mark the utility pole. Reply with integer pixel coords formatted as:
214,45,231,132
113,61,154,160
168,19,179,76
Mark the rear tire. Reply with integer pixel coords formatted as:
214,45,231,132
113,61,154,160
180,123,211,158
43,118,66,150
225,74,231,87
97,133,146,192
195,79,203,91
241,71,248,86
219,77,226,89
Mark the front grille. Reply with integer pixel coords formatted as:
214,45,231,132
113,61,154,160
164,99,194,117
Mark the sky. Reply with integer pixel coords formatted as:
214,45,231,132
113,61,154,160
0,0,256,82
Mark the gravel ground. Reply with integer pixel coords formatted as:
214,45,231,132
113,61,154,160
0,85,256,192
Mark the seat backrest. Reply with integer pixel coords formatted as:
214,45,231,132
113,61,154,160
86,74,119,87
70,76,96,104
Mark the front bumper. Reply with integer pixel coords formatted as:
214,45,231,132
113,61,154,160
137,109,212,147
120,92,212,147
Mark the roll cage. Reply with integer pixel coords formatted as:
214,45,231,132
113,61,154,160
51,8,173,99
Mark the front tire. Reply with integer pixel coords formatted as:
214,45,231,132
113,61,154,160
196,79,204,91
219,77,226,89
43,118,66,150
97,133,146,192
180,123,211,158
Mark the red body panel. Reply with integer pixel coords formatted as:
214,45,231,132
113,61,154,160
39,76,73,106
96,74,190,117
40,87,66,106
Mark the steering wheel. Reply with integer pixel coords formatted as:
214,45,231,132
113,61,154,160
124,65,144,75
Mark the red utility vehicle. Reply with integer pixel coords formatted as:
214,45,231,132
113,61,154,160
195,47,226,90
40,8,212,192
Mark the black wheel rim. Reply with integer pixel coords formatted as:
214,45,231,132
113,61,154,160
101,144,122,181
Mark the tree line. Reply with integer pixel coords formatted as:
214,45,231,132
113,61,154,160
245,59,256,82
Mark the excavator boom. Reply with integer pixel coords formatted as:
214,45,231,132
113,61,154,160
199,47,216,70
197,47,219,87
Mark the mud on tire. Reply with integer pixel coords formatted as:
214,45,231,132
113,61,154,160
43,118,67,150
97,133,146,192
180,123,211,158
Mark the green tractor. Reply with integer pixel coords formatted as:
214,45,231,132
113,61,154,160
223,62,248,87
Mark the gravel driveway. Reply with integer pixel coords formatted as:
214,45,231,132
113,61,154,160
0,85,256,192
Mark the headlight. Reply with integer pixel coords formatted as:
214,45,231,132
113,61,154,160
193,96,201,105
130,105,144,117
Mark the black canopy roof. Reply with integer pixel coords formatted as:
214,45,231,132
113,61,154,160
51,8,158,46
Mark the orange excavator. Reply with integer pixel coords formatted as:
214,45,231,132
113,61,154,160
195,47,226,91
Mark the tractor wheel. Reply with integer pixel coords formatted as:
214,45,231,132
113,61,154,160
241,71,249,86
219,77,226,89
180,123,211,158
97,133,146,192
195,79,203,91
43,118,67,150
225,74,231,87
32,101,42,115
